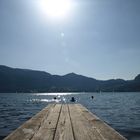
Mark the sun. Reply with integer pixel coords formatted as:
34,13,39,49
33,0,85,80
39,0,72,19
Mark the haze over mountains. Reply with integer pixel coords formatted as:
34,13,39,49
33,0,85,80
0,65,140,93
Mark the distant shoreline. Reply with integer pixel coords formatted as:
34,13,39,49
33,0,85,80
0,65,140,93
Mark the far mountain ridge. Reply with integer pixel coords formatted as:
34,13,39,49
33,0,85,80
0,65,140,93
134,74,140,81
0,65,132,81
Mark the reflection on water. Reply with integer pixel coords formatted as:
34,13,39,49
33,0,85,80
29,98,61,103
31,92,79,103
35,92,80,96
0,92,140,140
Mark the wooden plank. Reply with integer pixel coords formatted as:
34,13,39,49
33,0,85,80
68,104,104,140
4,104,127,140
31,104,62,140
54,104,74,140
76,104,127,140
4,104,54,140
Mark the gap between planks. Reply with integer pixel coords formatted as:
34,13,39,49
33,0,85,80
4,104,127,140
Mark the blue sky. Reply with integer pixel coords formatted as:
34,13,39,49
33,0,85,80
0,0,140,80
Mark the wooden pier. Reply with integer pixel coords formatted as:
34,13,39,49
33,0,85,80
4,104,127,140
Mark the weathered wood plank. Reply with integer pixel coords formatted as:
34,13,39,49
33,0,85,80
76,104,127,140
31,104,62,140
4,104,54,140
54,104,74,140
68,104,104,140
4,104,127,140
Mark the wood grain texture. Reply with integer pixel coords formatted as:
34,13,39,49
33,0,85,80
54,104,74,140
31,104,62,140
68,104,104,140
4,104,54,140
76,104,127,140
4,104,127,140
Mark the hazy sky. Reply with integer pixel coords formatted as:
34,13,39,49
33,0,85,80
0,0,140,80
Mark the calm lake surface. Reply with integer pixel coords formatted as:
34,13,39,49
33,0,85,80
0,92,140,140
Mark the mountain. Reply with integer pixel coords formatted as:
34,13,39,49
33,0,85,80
0,65,52,92
0,65,140,92
135,74,140,81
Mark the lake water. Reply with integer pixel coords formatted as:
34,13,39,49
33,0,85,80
0,92,140,140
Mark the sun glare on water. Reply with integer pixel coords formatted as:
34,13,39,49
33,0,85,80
39,0,72,19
